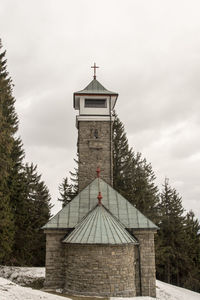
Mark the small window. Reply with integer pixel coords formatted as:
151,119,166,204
85,98,107,108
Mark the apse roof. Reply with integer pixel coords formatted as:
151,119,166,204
74,79,118,96
43,178,158,230
63,204,138,245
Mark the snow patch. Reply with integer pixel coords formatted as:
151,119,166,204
0,266,44,286
0,277,70,300
0,266,200,300
156,280,200,300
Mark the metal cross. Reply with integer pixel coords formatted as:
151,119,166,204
91,62,99,79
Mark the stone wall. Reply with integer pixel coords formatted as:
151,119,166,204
44,229,68,290
78,121,113,191
64,244,136,297
44,228,156,297
133,230,157,297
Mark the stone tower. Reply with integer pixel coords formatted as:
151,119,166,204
73,66,118,190
43,67,158,297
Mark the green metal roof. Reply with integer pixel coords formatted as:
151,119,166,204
74,79,118,95
43,178,158,230
63,204,138,245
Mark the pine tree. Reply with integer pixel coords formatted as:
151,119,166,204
182,211,200,292
0,40,18,263
58,154,79,207
58,176,74,206
113,112,159,221
113,111,133,195
14,163,52,266
24,163,52,266
156,178,186,285
8,138,26,265
69,155,79,195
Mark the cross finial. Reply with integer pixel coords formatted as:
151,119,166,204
91,62,99,79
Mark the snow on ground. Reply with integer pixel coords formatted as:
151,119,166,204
156,280,200,300
0,266,200,300
0,266,44,286
0,277,70,300
111,281,200,300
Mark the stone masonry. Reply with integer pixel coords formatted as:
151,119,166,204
132,229,157,297
64,244,136,297
78,121,113,191
44,230,69,290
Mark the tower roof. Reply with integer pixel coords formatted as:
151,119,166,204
74,79,118,96
43,178,158,230
63,204,138,244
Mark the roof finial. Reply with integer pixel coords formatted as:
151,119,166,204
97,192,102,205
96,166,100,178
91,62,99,80
96,166,102,205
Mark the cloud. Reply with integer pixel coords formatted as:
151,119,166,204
1,0,200,219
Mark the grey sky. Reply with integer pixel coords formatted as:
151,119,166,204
1,0,200,218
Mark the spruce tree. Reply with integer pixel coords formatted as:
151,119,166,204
113,111,133,195
58,154,79,207
156,178,186,285
0,40,18,263
182,211,200,292
113,112,159,221
14,163,52,266
58,176,74,206
69,155,79,195
0,41,57,267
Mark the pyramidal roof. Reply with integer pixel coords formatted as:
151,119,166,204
74,79,118,95
63,204,138,245
43,178,158,230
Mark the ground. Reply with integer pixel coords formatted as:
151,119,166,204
0,266,199,300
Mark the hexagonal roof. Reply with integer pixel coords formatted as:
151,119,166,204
74,79,118,96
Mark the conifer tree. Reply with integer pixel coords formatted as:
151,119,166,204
182,211,200,292
69,155,79,195
14,163,52,266
0,40,18,263
156,178,186,285
7,138,26,265
113,112,159,221
58,154,79,207
0,41,63,267
113,111,133,195
58,176,74,206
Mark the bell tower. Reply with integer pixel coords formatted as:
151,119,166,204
73,64,118,191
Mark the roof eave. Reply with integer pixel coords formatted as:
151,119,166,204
44,225,158,231
63,241,139,245
74,92,118,96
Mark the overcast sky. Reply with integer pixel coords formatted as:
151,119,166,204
1,0,200,218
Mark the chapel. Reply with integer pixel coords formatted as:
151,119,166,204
43,65,158,297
